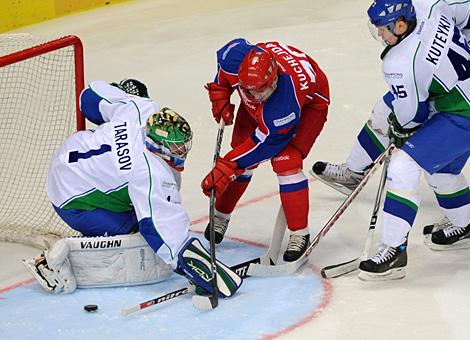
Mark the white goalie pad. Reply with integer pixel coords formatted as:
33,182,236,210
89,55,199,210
24,233,173,294
66,232,173,289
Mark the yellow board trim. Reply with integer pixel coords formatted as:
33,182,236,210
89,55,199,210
0,0,131,33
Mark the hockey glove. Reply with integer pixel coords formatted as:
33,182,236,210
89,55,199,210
205,82,235,125
110,79,149,98
201,157,243,198
387,113,419,148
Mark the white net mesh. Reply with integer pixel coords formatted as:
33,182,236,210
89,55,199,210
0,34,82,248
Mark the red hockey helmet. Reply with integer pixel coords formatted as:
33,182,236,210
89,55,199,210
238,49,279,103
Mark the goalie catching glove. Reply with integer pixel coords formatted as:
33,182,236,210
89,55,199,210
110,78,149,98
205,82,235,125
176,238,242,298
387,113,420,148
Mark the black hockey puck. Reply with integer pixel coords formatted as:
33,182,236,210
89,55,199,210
84,304,98,312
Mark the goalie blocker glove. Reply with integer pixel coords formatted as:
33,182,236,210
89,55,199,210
176,238,242,297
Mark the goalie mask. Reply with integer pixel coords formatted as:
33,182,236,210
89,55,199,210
145,108,193,171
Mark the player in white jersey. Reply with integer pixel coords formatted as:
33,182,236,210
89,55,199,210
348,0,470,281
23,80,242,297
312,0,470,197
311,2,470,243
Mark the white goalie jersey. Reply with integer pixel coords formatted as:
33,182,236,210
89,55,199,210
46,81,190,268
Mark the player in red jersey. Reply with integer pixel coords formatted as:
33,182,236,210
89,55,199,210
201,38,330,261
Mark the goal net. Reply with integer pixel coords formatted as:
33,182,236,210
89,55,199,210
0,34,85,248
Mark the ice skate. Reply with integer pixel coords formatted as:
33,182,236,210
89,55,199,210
310,162,364,196
423,217,453,246
429,224,470,250
283,229,309,262
358,243,407,281
204,211,230,244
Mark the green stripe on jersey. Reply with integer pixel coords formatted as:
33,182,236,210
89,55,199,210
62,186,133,212
429,79,470,117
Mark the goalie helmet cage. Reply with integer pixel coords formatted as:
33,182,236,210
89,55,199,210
0,34,85,249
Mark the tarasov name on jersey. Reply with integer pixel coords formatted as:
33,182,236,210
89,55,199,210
114,122,132,170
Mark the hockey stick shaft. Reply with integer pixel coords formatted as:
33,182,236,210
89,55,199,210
321,146,393,279
248,144,395,277
208,120,225,308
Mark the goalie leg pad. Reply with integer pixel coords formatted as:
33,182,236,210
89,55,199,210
177,238,242,298
66,233,173,288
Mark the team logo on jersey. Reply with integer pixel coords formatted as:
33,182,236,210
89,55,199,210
384,72,403,79
162,180,178,190
273,112,296,126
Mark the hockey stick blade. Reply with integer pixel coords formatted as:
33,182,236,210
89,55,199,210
248,145,394,278
247,256,307,277
321,258,360,279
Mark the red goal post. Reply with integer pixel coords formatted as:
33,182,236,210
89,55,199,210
0,34,86,248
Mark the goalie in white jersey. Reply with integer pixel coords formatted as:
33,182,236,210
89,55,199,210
343,0,470,281
24,80,242,297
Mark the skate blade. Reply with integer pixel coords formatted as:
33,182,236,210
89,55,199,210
358,267,406,281
309,170,352,196
427,239,470,251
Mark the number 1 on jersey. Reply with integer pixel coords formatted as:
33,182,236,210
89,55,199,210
68,144,112,163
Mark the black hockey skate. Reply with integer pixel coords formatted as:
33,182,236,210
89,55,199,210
283,231,309,262
204,213,230,244
310,162,364,196
358,242,407,281
423,217,453,235
429,224,470,250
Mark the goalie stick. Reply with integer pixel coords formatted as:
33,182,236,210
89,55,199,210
320,146,393,279
122,206,287,315
247,144,395,278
